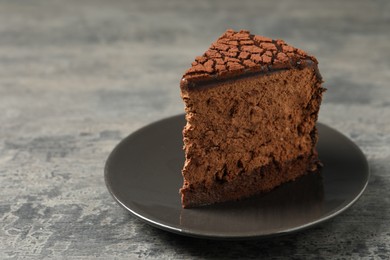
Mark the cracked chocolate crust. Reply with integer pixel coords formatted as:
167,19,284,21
181,29,322,90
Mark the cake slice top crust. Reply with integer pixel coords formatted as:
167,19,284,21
181,29,321,89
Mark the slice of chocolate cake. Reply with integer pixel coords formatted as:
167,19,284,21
180,29,325,208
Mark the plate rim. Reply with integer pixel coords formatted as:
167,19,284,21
104,114,370,240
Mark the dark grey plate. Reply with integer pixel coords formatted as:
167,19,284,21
105,114,369,240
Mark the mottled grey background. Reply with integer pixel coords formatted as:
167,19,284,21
0,0,389,259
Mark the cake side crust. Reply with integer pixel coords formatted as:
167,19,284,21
181,152,321,208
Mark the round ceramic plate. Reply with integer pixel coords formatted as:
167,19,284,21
104,114,369,240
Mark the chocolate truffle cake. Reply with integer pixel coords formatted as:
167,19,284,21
180,29,325,208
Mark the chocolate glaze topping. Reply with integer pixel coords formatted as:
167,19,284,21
181,29,322,90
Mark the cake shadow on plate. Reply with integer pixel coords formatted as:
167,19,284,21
179,170,324,235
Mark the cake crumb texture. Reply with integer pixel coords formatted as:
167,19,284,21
181,68,323,189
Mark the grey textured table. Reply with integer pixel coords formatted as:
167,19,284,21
0,0,389,259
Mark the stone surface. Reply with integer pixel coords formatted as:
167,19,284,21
0,0,389,259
